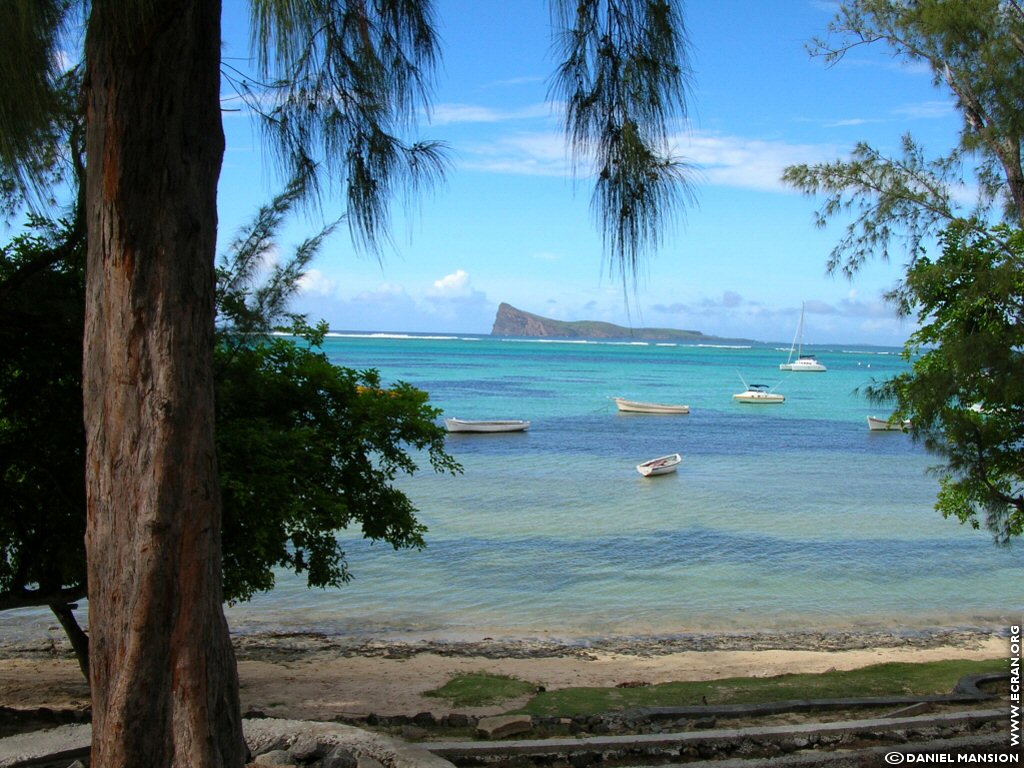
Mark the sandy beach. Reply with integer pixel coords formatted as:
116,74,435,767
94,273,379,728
0,629,1010,722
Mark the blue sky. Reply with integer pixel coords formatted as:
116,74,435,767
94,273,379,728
216,0,964,346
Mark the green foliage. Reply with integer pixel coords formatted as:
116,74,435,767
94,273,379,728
518,658,1007,717
12,1,696,288
0,195,462,615
783,0,1024,277
232,0,698,283
215,338,459,602
236,0,449,253
0,217,87,610
550,0,697,286
215,175,340,340
424,673,538,707
782,137,961,278
867,221,1024,542
784,1,1024,545
0,0,73,205
211,183,460,600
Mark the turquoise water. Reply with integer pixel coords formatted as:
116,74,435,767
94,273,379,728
224,333,1021,639
4,333,1021,644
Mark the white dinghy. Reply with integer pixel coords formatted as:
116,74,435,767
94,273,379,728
866,415,911,432
636,453,682,477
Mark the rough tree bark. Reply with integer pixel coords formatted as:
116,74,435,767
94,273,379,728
83,1,246,765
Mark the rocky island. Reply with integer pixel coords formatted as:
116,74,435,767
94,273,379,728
490,302,750,343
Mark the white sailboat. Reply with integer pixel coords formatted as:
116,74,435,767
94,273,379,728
780,303,827,372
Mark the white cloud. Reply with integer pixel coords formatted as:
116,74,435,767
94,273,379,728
356,282,408,301
292,266,498,334
297,268,338,296
429,269,473,297
420,270,492,327
459,131,569,176
893,100,956,120
642,290,911,345
681,133,839,192
459,126,838,188
431,102,551,126
823,118,879,128
486,76,547,89
442,108,845,191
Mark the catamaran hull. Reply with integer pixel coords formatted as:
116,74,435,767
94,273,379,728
780,358,827,372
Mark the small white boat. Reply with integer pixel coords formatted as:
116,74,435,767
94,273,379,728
444,418,531,433
636,453,682,477
781,355,827,372
733,383,785,404
614,397,690,415
866,415,911,432
780,303,827,372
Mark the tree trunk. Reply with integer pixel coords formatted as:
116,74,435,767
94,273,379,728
49,602,90,681
83,2,246,766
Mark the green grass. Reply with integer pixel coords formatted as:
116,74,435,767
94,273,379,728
514,658,1007,717
424,673,538,707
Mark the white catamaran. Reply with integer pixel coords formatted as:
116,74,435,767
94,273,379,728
780,302,826,372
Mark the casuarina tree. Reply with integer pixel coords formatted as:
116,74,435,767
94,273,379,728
2,2,696,764
784,0,1024,544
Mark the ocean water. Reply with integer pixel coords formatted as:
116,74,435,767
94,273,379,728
225,333,1022,640
5,333,1022,644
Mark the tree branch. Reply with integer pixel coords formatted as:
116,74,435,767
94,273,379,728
0,584,87,612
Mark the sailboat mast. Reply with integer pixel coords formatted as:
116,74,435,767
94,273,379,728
780,302,827,372
787,303,805,363
796,302,805,358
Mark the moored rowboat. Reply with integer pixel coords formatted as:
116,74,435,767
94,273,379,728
614,397,690,414
636,453,682,476
866,415,911,432
444,418,531,433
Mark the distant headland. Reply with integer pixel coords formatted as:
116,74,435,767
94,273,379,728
490,302,755,344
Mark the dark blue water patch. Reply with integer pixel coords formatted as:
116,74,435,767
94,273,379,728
440,430,536,458
345,526,1022,594
439,411,927,462
681,413,925,458
417,378,559,400
442,380,538,397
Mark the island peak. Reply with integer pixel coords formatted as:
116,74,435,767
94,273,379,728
490,303,741,343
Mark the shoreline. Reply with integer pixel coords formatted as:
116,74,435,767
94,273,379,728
1,624,1011,663
0,627,1011,721
229,625,1014,659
